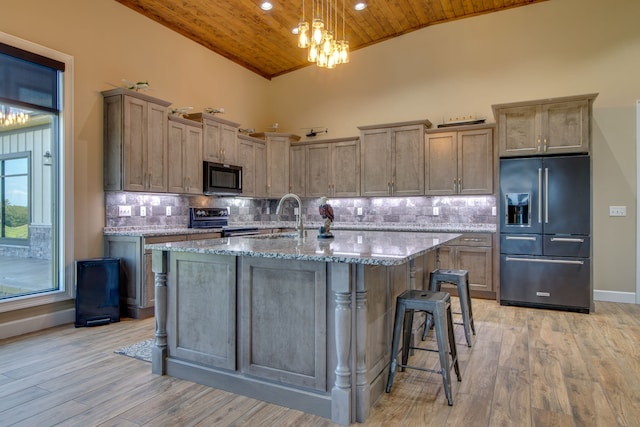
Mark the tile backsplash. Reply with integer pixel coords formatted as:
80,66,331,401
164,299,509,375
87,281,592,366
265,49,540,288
105,192,496,228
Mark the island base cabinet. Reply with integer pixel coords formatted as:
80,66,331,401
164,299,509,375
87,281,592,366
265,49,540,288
167,252,236,370
154,251,416,425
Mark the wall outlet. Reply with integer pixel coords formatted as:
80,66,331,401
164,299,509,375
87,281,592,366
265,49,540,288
118,205,132,217
357,207,363,216
609,206,626,217
266,206,270,214
140,206,146,217
492,206,497,216
166,206,172,216
432,207,439,216
294,207,299,215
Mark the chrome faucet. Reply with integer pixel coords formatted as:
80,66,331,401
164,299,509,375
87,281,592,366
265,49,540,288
276,193,304,238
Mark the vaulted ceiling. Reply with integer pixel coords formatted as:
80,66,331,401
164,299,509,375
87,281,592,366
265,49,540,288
115,0,547,80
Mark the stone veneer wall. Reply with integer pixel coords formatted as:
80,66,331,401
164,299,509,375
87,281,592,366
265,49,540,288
105,192,496,228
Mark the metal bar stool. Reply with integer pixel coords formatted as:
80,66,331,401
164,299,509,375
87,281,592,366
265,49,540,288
386,290,461,406
422,269,475,347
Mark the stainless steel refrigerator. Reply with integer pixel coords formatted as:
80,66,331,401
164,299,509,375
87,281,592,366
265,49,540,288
499,155,592,312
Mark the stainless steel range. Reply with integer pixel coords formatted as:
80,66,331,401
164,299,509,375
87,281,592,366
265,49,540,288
188,207,259,237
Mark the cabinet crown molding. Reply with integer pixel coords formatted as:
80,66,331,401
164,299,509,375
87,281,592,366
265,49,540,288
357,119,432,131
101,88,172,107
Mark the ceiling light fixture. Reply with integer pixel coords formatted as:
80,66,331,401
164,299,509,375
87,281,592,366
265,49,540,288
260,1,273,11
354,2,366,11
297,0,349,69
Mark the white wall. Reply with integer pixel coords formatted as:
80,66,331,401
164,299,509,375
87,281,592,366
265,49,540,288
270,0,640,297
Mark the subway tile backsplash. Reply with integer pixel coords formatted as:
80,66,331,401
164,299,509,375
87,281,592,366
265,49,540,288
105,192,496,228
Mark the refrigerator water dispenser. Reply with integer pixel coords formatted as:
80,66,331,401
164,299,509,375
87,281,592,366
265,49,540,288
505,193,530,226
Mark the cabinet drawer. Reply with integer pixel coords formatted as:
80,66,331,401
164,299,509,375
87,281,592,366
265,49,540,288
450,233,492,247
500,234,542,255
144,235,187,245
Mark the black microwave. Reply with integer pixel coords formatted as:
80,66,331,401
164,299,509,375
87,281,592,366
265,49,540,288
203,161,242,195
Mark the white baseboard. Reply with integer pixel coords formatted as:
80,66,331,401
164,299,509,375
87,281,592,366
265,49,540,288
0,308,75,340
594,290,637,304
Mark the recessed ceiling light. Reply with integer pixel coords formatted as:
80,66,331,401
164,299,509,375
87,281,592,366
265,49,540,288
292,27,299,35
260,1,273,11
354,2,367,11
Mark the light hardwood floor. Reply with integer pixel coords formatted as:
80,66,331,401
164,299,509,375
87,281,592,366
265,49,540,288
0,298,639,426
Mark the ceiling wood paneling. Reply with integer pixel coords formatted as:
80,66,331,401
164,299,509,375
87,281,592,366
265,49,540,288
115,0,547,79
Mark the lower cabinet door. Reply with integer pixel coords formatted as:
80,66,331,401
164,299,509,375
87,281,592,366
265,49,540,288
239,256,327,391
167,252,237,370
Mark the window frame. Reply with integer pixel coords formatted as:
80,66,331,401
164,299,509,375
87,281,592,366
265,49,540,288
0,31,74,312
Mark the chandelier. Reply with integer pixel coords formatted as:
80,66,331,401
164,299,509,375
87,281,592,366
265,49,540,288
296,0,349,69
0,106,29,128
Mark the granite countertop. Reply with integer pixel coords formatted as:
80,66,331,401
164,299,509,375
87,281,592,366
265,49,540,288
145,229,461,266
104,221,495,237
103,227,223,237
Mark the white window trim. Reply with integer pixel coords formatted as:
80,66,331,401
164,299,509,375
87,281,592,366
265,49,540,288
0,31,74,312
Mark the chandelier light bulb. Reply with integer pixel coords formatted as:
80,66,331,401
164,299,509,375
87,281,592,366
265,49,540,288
297,21,310,48
312,18,324,44
308,42,319,62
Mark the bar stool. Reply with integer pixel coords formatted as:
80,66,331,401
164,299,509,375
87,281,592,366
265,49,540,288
386,290,461,406
422,269,475,347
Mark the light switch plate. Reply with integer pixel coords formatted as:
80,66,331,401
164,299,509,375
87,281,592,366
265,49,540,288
433,207,439,216
140,206,146,217
166,206,172,216
609,206,626,216
357,207,363,215
492,206,497,216
118,205,132,217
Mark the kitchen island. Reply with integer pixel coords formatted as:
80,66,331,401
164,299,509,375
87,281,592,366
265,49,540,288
147,229,460,425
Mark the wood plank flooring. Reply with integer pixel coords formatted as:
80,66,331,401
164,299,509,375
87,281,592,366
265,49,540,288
0,299,639,426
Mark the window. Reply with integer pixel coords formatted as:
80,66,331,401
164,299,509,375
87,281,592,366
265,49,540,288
1,153,30,243
0,31,73,308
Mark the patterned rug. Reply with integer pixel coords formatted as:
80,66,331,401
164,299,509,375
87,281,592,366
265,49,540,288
114,338,153,362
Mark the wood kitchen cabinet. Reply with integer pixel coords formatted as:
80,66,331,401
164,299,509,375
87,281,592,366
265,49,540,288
358,120,431,197
289,144,307,195
293,137,360,198
237,134,267,198
251,132,300,198
103,88,171,192
492,93,598,157
427,233,495,297
167,115,203,194
185,112,240,164
425,125,494,196
104,232,221,319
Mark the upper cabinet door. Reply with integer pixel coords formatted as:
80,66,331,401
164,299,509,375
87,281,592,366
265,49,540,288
541,100,589,155
425,131,457,196
496,105,539,157
458,128,493,195
146,102,168,192
360,128,392,197
392,124,425,196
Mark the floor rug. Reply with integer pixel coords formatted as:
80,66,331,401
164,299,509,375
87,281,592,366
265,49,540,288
115,338,153,362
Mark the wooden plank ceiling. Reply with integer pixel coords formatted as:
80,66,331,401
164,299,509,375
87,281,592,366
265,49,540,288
115,0,547,80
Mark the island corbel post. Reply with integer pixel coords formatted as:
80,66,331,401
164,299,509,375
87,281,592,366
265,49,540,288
330,262,354,425
151,250,168,375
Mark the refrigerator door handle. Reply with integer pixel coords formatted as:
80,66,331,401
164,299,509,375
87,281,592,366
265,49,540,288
505,256,584,265
505,236,537,241
545,167,549,224
538,168,542,223
550,237,585,243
